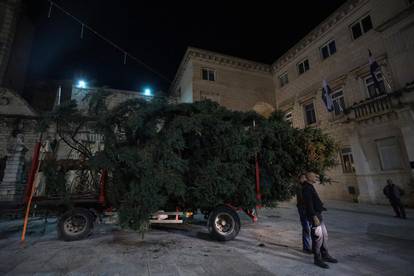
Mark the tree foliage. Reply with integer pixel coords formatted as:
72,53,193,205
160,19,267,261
43,91,337,231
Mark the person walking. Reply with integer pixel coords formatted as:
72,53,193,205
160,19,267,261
296,173,312,254
383,179,406,219
302,172,338,269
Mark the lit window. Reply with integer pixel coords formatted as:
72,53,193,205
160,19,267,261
331,89,346,115
321,40,337,59
351,15,373,40
341,147,355,173
303,102,316,125
376,137,403,171
279,72,289,87
202,68,215,81
365,72,386,98
297,59,310,75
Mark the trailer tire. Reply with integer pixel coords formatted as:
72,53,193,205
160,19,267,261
208,206,240,241
57,208,94,241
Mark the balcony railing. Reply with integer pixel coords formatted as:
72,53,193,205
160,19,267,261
352,93,393,119
344,84,413,122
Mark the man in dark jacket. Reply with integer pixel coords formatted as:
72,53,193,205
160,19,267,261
296,173,312,253
383,179,406,219
302,172,337,269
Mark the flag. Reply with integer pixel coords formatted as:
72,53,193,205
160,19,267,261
368,49,381,92
322,80,334,112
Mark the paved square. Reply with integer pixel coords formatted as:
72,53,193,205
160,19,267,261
1,201,413,275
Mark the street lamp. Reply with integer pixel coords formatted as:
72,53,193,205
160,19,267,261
77,80,87,89
144,88,152,96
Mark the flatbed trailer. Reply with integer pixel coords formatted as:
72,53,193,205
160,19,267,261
29,194,251,242
18,141,260,242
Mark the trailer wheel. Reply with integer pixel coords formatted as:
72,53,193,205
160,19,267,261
57,208,94,241
208,206,240,241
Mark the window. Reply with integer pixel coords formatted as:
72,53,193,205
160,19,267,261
321,40,337,59
376,137,403,171
365,72,386,98
202,68,215,81
284,110,293,124
279,72,289,87
297,59,310,75
361,16,373,32
351,15,373,40
331,89,345,115
341,148,355,173
303,102,316,125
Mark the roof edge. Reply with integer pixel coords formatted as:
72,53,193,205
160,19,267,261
272,0,367,71
169,47,272,95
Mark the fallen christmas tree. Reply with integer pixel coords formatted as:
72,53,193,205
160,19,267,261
41,91,337,233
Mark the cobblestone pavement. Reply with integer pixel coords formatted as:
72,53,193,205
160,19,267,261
0,201,413,275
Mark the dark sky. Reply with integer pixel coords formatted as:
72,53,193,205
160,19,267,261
25,0,347,93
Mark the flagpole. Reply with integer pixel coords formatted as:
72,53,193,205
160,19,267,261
368,49,391,94
380,67,392,91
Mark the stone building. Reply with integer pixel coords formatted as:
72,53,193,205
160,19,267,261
272,0,414,205
0,88,39,202
0,84,152,202
0,0,36,202
169,47,276,116
171,0,414,205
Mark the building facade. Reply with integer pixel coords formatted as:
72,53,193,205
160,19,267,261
0,88,39,202
272,0,414,205
170,47,276,116
0,0,36,202
171,0,414,205
0,84,152,202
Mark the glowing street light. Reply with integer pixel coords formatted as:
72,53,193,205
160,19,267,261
77,80,87,89
144,88,152,96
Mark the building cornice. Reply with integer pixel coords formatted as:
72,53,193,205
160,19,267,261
169,47,271,95
170,0,370,95
272,0,367,72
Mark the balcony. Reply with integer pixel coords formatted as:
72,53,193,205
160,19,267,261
352,93,393,120
344,83,414,122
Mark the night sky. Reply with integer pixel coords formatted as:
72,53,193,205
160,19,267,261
25,0,347,93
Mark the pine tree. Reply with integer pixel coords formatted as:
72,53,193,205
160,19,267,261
42,91,337,232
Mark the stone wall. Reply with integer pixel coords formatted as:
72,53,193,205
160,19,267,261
272,0,414,205
0,118,39,202
0,87,39,202
171,47,275,112
191,61,275,112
